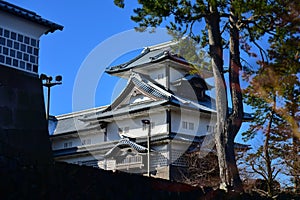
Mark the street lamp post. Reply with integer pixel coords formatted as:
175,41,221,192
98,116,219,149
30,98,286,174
142,119,151,177
40,74,62,120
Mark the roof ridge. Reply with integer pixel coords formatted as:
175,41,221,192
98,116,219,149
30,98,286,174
0,0,63,33
0,1,36,15
147,40,178,51
106,48,149,73
55,105,109,119
131,72,171,100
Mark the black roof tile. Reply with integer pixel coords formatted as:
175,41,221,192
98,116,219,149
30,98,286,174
0,1,63,34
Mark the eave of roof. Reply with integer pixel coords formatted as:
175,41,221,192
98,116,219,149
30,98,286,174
81,73,216,123
106,51,187,74
52,140,120,158
82,100,170,122
104,138,148,158
49,124,101,138
105,44,213,79
0,1,63,34
49,106,108,136
52,133,250,159
171,74,214,90
55,105,108,120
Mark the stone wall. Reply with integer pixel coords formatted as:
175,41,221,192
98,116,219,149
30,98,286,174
0,157,296,199
0,159,204,199
0,66,52,164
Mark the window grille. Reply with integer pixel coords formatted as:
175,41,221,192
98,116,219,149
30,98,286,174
188,122,194,130
78,160,99,168
116,155,142,165
0,27,39,74
151,151,168,167
182,121,188,129
171,150,188,167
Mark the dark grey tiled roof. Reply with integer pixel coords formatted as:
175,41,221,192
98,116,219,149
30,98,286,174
105,48,167,74
0,1,63,33
171,74,214,90
105,42,194,75
105,42,214,79
104,138,148,158
131,73,216,113
50,74,250,137
131,76,169,100
52,115,86,135
83,72,216,123
85,100,169,121
50,106,108,135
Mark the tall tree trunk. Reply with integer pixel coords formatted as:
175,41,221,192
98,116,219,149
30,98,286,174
292,135,300,193
289,89,300,193
205,4,229,191
264,109,274,197
226,4,243,190
205,2,244,191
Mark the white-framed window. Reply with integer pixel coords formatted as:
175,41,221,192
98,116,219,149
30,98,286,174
182,121,188,129
188,122,194,130
182,121,194,130
207,125,215,133
63,141,73,148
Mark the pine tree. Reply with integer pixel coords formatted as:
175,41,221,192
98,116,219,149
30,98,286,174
242,0,300,194
113,0,299,191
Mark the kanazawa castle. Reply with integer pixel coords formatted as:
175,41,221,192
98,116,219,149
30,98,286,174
49,41,250,181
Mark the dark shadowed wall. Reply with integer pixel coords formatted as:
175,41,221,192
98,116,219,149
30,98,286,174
0,65,52,164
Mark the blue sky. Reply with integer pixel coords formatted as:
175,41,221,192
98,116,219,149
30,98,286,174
7,0,171,115
7,1,294,185
6,0,258,144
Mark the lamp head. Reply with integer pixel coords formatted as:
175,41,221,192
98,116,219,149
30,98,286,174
55,75,62,82
40,74,48,80
141,119,150,124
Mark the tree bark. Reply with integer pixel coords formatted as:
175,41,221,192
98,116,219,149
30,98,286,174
226,5,244,190
289,90,300,193
205,2,244,191
264,109,274,197
292,135,300,193
205,4,229,191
